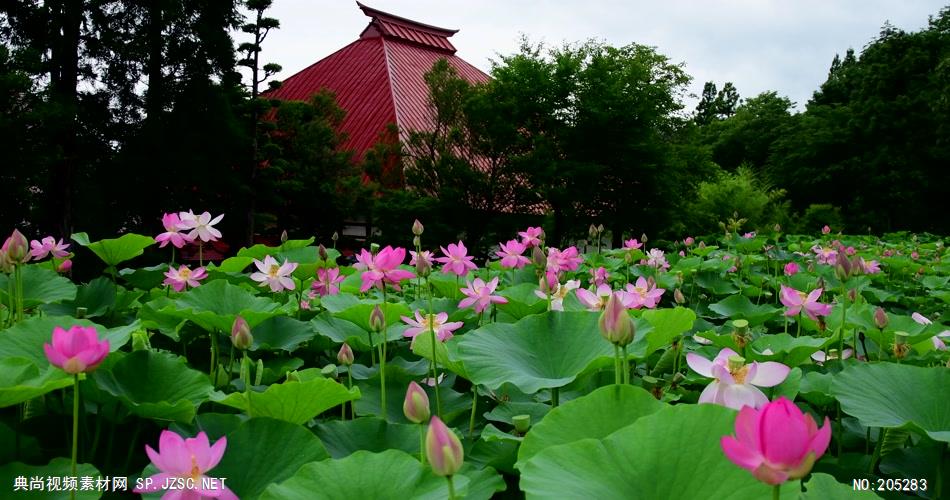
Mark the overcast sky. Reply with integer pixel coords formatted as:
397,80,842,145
252,1,947,111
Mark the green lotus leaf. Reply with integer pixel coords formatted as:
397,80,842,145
0,265,76,307
43,276,115,318
314,417,420,458
628,306,697,359
520,404,800,499
71,231,155,268
831,362,950,442
212,377,359,425
210,417,330,499
747,333,829,366
707,294,781,326
260,450,499,500
165,279,281,332
93,350,213,423
0,357,74,408
250,316,316,352
517,385,664,467
458,311,613,393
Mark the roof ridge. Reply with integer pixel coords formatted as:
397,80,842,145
380,36,404,133
356,1,459,36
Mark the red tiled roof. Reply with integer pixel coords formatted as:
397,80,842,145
264,3,490,161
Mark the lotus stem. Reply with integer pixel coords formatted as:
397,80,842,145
622,346,630,385
379,339,387,420
551,387,559,407
70,375,79,500
346,367,353,419
469,386,477,437
839,290,849,362
772,484,780,500
419,424,426,465
447,475,457,500
614,345,622,385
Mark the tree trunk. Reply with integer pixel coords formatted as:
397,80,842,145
47,0,82,237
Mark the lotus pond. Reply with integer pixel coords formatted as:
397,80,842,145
0,218,947,499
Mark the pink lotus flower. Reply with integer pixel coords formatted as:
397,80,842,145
177,210,224,242
426,416,464,477
134,430,237,500
623,238,643,250
860,258,881,274
779,286,832,321
742,232,756,239
29,236,70,260
458,277,508,313
912,312,931,326
576,284,614,311
623,277,665,309
311,267,345,296
43,325,110,374
643,248,670,271
496,239,530,269
250,255,298,292
687,348,790,410
590,267,609,287
721,397,831,485
684,237,695,246
546,246,582,273
518,227,543,248
355,246,415,292
811,348,853,364
154,213,194,249
534,278,581,311
783,262,799,276
435,241,477,277
57,259,72,273
401,311,464,346
931,331,950,350
821,225,831,234
163,265,208,292
811,245,837,265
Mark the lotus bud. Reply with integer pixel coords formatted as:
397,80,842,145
425,416,464,477
773,224,781,233
531,246,546,267
588,224,598,239
412,235,421,248
331,231,339,242
318,244,328,262
369,304,386,333
873,307,888,329
403,381,430,424
416,255,431,277
539,271,557,295
698,241,706,250
599,292,635,346
337,343,354,366
822,225,831,235
512,414,531,434
412,219,424,236
57,259,72,273
684,236,695,246
537,228,546,244
641,233,648,244
280,230,288,243
370,242,380,254
674,288,686,304
835,251,852,280
231,315,253,351
847,288,857,303
255,358,264,385
597,224,604,234
1,229,29,265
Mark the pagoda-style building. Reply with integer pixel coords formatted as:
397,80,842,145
267,2,490,162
